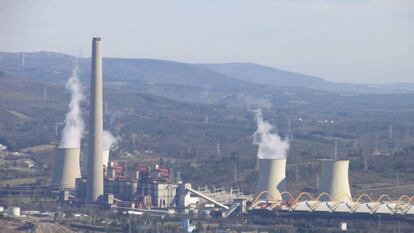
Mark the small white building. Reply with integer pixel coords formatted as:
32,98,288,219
7,206,20,217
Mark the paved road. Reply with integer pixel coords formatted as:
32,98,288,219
33,222,76,233
355,183,414,193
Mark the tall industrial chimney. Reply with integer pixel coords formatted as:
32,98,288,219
86,37,104,202
256,159,287,201
319,159,352,202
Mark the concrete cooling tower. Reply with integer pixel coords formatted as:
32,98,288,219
103,150,109,168
51,147,81,190
82,150,110,173
82,150,109,176
256,159,287,200
319,159,352,202
86,37,104,202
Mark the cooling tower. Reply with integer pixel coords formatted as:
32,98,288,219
319,159,352,202
82,150,109,174
51,147,81,190
256,159,287,200
86,37,104,202
102,150,109,168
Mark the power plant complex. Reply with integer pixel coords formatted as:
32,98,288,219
52,37,105,202
50,38,414,221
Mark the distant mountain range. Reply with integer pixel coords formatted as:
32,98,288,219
1,51,414,154
200,63,327,88
0,51,413,94
200,63,414,94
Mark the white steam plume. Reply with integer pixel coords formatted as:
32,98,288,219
59,66,85,148
253,109,289,159
103,130,118,151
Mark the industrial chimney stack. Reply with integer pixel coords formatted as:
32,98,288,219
86,37,104,202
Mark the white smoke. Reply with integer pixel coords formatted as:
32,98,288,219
234,94,273,110
239,94,273,110
59,66,85,148
253,109,290,159
103,130,119,151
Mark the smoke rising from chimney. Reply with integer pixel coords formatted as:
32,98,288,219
253,108,289,159
103,130,118,151
59,66,85,148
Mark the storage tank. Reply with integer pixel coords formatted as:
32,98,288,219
7,206,20,217
256,159,287,200
130,181,138,200
51,147,81,190
319,159,352,202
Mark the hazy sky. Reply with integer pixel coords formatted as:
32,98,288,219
1,0,413,83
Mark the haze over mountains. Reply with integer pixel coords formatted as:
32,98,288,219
1,51,413,95
1,51,414,191
201,63,414,93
